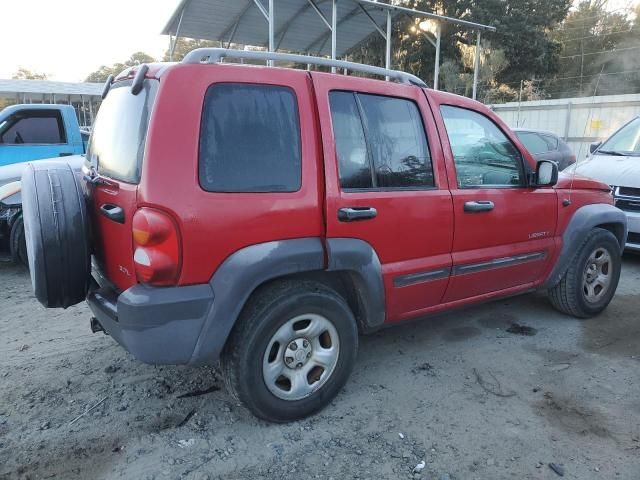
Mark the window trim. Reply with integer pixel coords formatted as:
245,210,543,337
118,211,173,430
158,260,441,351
198,81,303,194
440,104,530,190
330,89,437,192
0,110,67,146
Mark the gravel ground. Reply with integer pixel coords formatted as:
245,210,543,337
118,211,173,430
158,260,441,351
0,255,639,480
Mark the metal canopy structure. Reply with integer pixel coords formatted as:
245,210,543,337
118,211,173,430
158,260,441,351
0,79,103,127
163,0,495,98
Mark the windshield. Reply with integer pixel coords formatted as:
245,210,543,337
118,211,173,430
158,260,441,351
597,117,640,156
86,79,158,183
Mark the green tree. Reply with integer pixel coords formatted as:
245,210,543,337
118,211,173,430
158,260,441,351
85,52,156,83
163,37,219,62
348,0,571,99
551,1,640,97
12,68,48,80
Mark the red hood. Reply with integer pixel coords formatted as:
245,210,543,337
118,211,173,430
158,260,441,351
555,171,611,191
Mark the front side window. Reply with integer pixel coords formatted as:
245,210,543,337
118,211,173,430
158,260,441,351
329,91,434,190
199,83,302,193
0,111,65,145
440,105,524,188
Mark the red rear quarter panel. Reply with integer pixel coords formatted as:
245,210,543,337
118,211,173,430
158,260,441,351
139,64,324,285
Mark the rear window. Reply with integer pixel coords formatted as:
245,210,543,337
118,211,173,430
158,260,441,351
516,131,553,154
199,83,301,193
0,110,65,145
86,79,158,183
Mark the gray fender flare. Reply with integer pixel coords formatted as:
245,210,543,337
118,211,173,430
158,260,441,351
326,238,385,331
189,238,325,364
544,203,627,288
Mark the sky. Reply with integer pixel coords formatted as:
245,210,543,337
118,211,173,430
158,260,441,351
0,0,179,82
0,0,636,83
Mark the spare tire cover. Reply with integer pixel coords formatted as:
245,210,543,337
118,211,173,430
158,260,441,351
21,162,91,308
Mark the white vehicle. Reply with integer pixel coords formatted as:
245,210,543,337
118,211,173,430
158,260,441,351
566,116,640,251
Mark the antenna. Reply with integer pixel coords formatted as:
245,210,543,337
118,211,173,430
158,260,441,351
567,62,607,206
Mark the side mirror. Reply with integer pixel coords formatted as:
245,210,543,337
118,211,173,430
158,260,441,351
589,141,601,154
534,160,558,187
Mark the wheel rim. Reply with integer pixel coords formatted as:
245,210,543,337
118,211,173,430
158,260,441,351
582,246,613,304
262,313,340,401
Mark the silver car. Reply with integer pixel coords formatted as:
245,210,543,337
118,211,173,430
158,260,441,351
566,116,640,251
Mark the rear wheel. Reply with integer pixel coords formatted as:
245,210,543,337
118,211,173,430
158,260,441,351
221,280,358,422
548,228,621,318
9,215,27,266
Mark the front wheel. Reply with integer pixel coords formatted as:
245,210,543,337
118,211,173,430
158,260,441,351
548,228,622,318
221,280,358,422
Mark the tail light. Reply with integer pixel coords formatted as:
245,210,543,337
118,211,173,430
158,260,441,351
132,208,181,286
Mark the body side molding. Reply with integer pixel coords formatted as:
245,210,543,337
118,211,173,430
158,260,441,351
544,203,627,288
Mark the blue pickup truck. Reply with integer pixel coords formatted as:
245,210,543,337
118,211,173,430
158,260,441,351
0,104,87,166
0,104,88,263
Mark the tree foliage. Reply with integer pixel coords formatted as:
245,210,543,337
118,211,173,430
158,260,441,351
163,37,219,62
551,1,640,97
12,68,48,80
84,52,157,83
348,0,571,101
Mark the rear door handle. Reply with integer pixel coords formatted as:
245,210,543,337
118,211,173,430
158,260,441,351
100,203,125,224
338,207,377,222
59,152,73,157
464,200,494,213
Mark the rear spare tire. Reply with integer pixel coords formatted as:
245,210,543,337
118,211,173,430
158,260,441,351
21,162,91,308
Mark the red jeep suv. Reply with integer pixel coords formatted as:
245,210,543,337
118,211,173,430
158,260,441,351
22,49,627,422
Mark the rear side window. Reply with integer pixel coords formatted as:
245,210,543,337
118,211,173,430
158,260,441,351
516,131,553,154
199,83,301,193
329,91,433,190
0,111,65,145
87,79,158,183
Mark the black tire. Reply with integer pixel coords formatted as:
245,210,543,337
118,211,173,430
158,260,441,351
9,215,27,266
21,162,91,308
221,280,358,423
548,228,621,318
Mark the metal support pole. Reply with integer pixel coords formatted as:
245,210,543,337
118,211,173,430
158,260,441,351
385,9,391,80
89,100,94,125
331,0,337,73
81,95,87,127
563,101,572,141
516,80,523,127
169,6,185,61
268,0,274,66
433,22,441,90
472,30,481,100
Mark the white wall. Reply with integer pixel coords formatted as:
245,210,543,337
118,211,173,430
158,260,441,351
490,94,640,159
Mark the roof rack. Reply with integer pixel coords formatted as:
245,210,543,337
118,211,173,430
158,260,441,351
181,48,427,88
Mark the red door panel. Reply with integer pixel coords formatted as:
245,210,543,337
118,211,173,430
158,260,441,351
424,89,559,303
311,73,454,323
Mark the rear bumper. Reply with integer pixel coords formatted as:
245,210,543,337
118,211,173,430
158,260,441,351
87,281,214,365
623,210,640,251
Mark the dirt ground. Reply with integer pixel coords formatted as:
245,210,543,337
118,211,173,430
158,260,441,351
0,255,639,480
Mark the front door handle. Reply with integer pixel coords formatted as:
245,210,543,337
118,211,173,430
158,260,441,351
338,207,377,222
464,200,494,213
100,203,125,224
59,152,73,157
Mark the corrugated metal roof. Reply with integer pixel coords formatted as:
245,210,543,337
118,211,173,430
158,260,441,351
0,79,102,97
163,0,404,57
